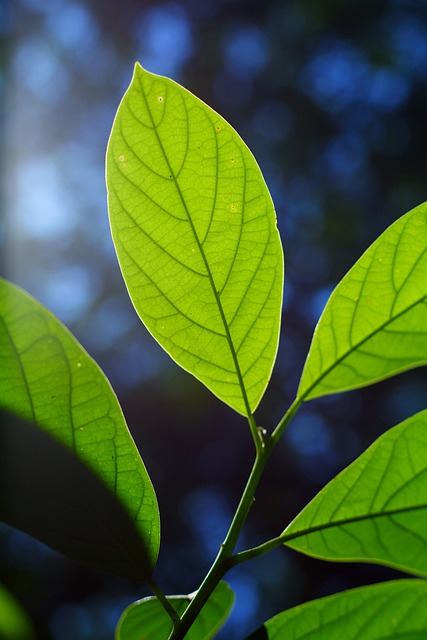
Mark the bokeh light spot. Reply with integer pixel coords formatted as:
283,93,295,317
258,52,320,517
223,25,270,80
134,4,193,77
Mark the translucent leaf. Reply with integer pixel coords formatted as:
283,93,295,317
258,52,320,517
298,202,427,400
0,582,35,640
282,410,427,575
0,278,159,580
247,580,427,639
116,581,234,640
106,63,283,416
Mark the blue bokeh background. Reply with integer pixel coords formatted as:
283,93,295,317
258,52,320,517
1,0,427,638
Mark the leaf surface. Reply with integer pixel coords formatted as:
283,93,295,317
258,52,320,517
0,582,35,640
298,202,427,400
246,580,427,639
282,410,427,575
0,278,159,580
106,63,283,415
116,581,234,640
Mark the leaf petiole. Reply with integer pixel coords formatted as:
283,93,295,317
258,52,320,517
229,534,285,568
147,577,182,632
271,396,303,445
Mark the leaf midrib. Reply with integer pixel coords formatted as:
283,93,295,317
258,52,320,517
282,502,427,545
137,74,252,416
300,290,427,401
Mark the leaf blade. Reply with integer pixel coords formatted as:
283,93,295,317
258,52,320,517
298,202,427,400
106,64,283,415
282,410,427,575
116,581,234,640
0,278,159,580
246,580,427,639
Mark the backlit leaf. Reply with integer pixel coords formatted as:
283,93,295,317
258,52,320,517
116,581,234,640
298,202,427,400
246,580,427,639
106,64,283,416
0,278,159,580
282,410,427,575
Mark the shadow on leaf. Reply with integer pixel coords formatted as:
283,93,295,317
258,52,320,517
0,413,152,581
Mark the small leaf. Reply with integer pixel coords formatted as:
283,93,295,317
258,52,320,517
282,410,427,575
0,582,35,640
106,63,283,416
116,581,234,640
246,580,427,639
0,278,159,580
298,202,427,400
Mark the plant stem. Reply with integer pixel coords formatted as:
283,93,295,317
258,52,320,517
147,576,182,631
166,397,301,639
248,412,264,455
167,438,274,640
271,396,303,445
229,534,284,567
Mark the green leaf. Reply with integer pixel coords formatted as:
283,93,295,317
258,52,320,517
115,581,234,640
298,202,427,400
0,278,159,580
0,583,35,640
282,410,427,575
106,63,283,416
246,580,427,639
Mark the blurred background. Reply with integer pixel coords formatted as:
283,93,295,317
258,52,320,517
1,0,427,637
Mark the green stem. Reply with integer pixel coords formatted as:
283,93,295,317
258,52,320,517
147,577,181,631
271,396,303,445
167,438,274,640
166,397,302,639
248,411,264,456
229,534,284,567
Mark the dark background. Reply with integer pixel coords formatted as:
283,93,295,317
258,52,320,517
1,0,427,638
